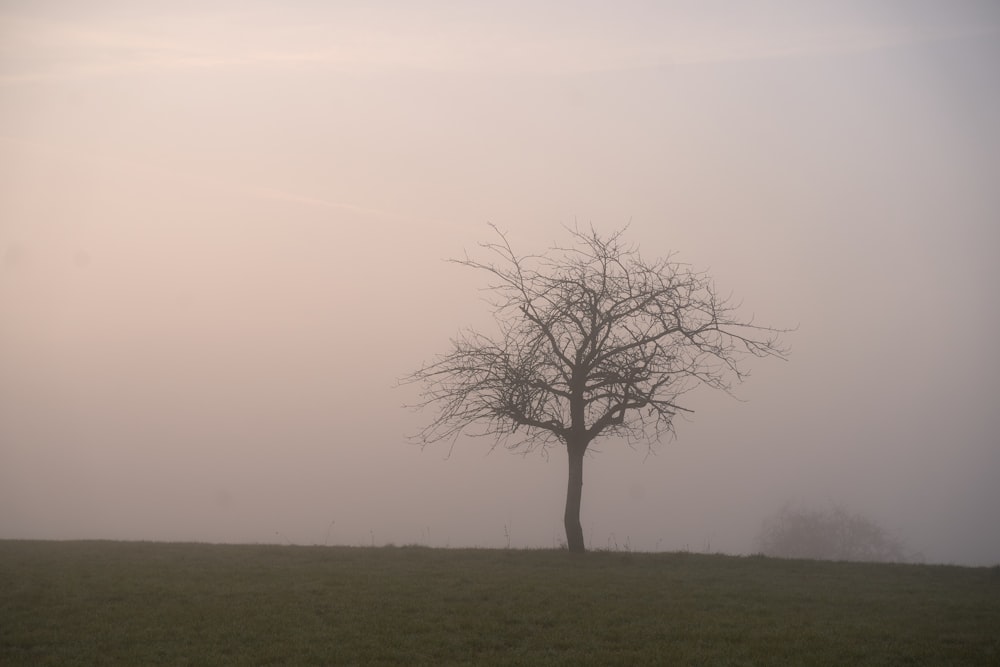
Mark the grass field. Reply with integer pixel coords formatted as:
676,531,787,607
1,540,997,665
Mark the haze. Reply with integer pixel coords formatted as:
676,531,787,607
2,1,998,565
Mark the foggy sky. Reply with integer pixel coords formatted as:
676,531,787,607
2,1,999,565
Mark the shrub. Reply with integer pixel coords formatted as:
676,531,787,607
757,505,906,563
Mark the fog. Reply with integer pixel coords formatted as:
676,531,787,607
2,1,998,565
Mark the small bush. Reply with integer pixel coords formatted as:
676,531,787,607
757,505,907,563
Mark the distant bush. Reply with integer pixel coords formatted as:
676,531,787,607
757,505,906,563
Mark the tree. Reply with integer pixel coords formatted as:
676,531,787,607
405,225,788,552
756,505,907,563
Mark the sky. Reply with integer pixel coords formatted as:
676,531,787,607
1,1,998,565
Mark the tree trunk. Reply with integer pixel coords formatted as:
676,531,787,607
564,444,586,552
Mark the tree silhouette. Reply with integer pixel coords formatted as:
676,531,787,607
405,225,788,552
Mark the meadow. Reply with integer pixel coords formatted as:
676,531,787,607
1,540,997,665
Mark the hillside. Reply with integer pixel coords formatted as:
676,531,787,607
2,541,997,665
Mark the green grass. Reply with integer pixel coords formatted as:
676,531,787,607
1,541,997,665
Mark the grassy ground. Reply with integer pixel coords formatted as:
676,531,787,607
1,541,997,665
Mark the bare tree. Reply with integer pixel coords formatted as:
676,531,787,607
404,225,788,552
